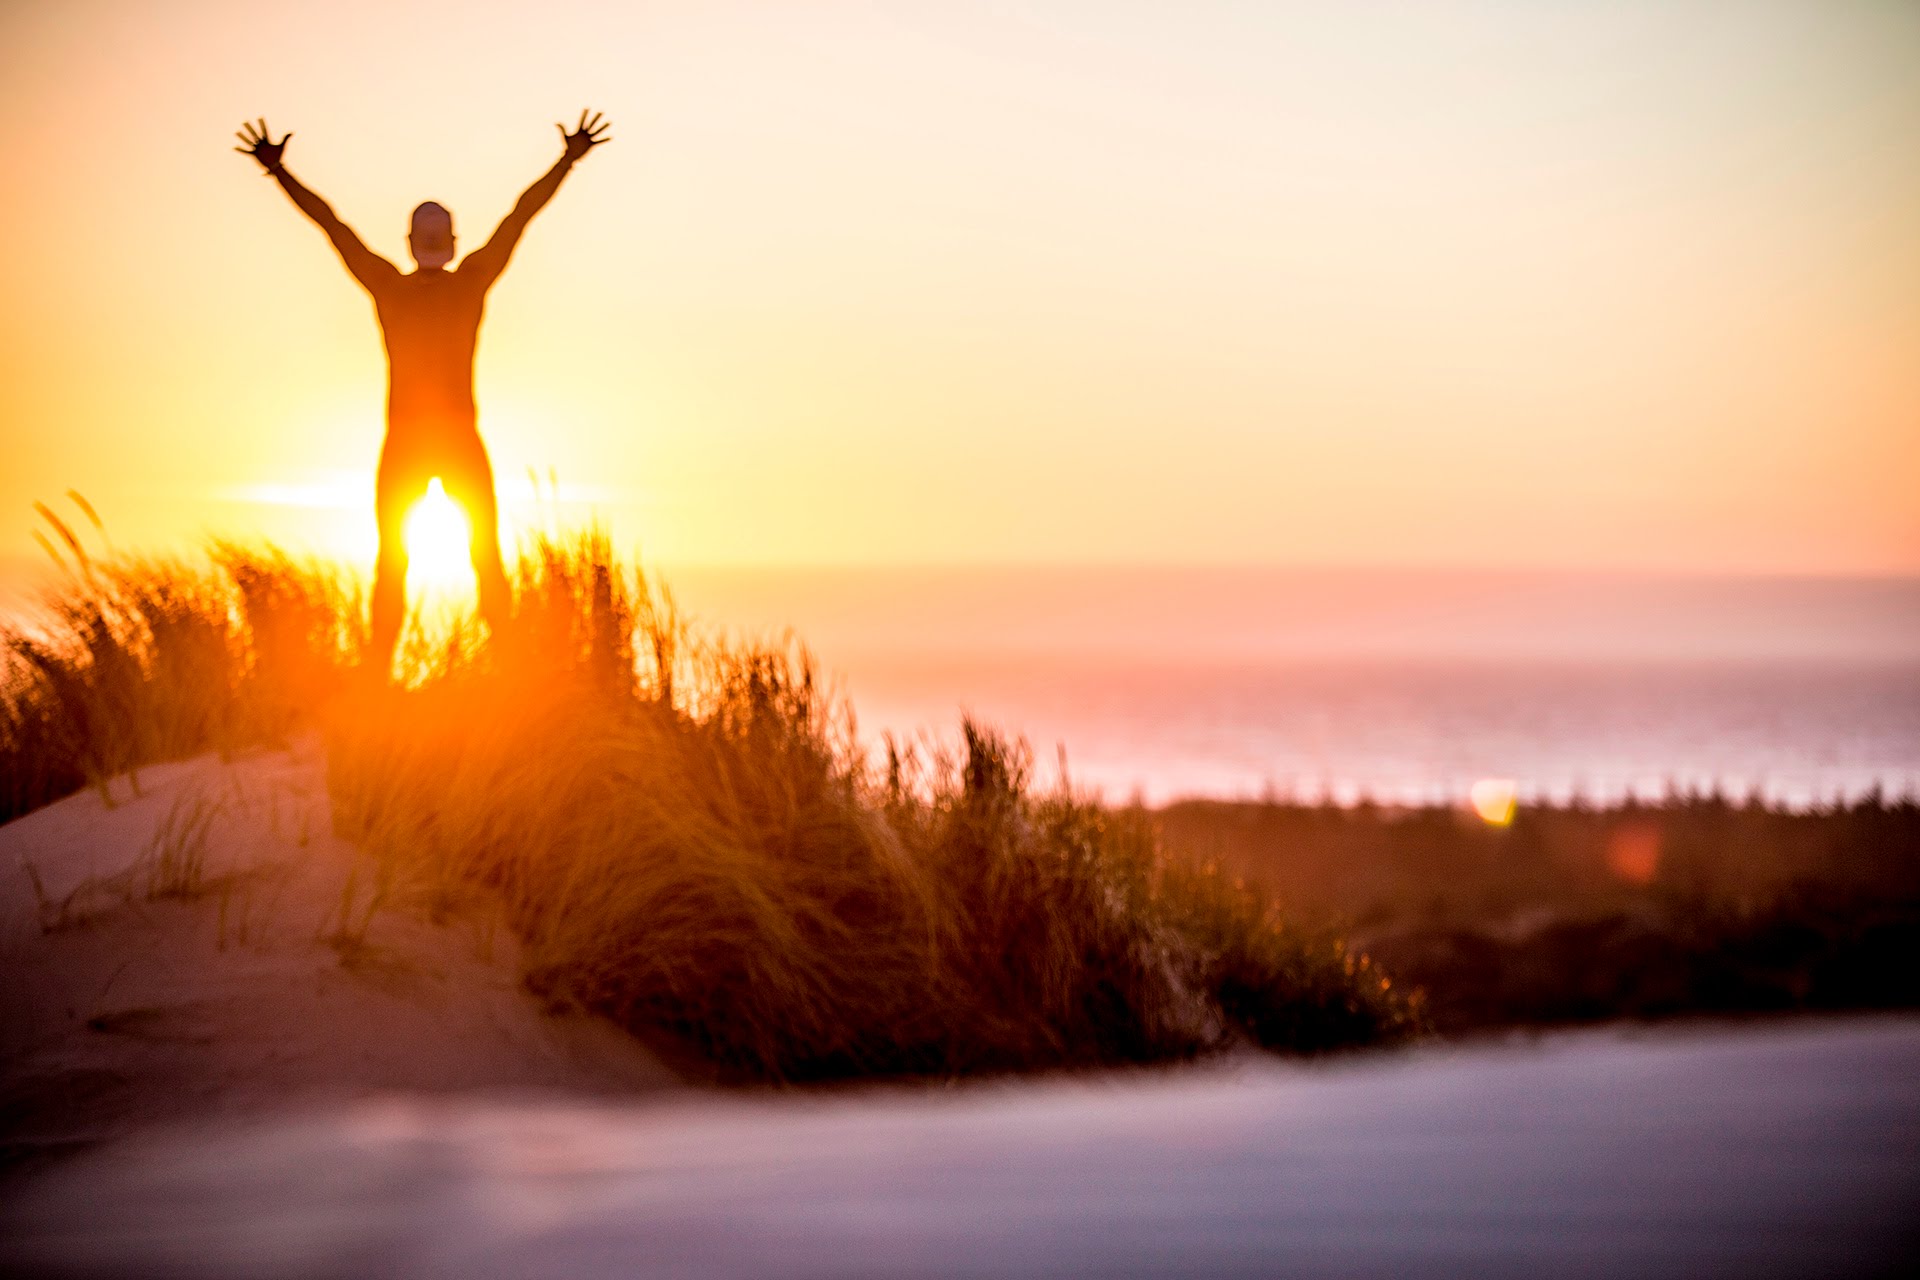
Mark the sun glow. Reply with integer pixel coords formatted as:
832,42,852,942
404,478,477,602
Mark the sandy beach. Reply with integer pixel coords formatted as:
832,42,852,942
0,742,679,1179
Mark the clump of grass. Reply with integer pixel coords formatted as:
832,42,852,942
214,542,363,743
4,555,231,808
0,502,356,824
0,661,86,824
328,533,1418,1080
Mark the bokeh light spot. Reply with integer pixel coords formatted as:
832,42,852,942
1469,778,1518,827
1607,821,1663,885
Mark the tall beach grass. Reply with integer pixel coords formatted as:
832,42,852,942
327,532,1416,1078
3,521,1417,1080
2,500,358,823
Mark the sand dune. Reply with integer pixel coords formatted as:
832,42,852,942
0,742,679,1177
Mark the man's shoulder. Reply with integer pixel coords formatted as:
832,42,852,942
375,268,479,297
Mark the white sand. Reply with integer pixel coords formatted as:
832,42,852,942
2,1019,1916,1278
0,742,679,1174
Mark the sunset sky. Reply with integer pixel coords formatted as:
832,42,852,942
2,0,1916,579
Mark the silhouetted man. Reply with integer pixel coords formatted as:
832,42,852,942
235,111,612,672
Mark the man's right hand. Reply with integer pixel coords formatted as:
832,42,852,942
234,118,292,173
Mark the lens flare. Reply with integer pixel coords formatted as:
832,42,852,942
1468,778,1518,827
1607,822,1663,885
404,478,476,600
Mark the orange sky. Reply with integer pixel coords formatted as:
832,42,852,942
1,0,1916,577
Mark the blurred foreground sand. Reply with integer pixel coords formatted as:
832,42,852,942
3,1018,1916,1278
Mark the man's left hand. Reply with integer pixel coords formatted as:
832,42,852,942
558,110,611,161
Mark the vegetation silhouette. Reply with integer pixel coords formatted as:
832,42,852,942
1157,789,1920,1032
1,522,1414,1081
234,111,611,674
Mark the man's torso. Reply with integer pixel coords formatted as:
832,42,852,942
371,269,490,441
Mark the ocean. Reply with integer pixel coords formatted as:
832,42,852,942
7,558,1916,807
661,566,1920,807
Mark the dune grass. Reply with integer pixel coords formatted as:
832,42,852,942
326,533,1416,1078
2,502,358,824
3,524,1417,1081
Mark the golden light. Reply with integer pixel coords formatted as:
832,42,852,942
404,477,477,602
1468,778,1518,828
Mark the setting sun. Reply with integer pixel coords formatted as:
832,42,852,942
404,477,476,601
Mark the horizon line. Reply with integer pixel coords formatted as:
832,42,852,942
4,547,1920,586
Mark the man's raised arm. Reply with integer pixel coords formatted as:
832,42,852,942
460,110,612,290
236,119,397,293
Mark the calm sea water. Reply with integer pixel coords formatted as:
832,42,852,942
7,560,1916,806
835,653,1920,807
664,567,1920,807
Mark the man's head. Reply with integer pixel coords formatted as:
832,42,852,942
408,202,455,270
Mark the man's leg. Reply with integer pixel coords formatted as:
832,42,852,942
370,454,422,675
443,438,512,636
